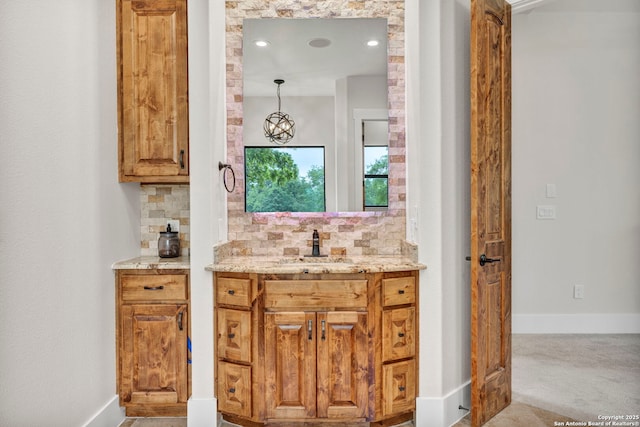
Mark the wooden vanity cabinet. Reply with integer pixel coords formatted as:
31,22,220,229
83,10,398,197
116,269,190,416
214,270,419,427
116,0,189,183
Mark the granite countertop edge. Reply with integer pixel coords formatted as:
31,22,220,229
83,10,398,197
112,256,190,270
205,256,426,274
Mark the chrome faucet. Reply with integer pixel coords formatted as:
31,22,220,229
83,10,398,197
312,229,320,257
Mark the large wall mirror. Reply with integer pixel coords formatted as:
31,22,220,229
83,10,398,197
243,18,388,212
225,1,406,255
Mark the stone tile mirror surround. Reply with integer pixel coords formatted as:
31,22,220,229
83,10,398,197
225,0,406,257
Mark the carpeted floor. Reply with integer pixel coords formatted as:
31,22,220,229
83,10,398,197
119,334,640,427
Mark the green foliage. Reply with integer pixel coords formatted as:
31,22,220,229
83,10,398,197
245,148,325,212
364,154,388,207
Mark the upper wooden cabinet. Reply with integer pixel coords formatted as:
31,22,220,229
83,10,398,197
117,0,189,183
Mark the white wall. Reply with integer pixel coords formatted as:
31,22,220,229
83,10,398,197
407,0,473,425
0,1,140,426
511,1,640,333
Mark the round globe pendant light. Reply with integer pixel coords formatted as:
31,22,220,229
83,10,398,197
264,79,295,145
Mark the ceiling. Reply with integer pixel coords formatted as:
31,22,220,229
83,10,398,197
243,18,388,97
242,0,639,97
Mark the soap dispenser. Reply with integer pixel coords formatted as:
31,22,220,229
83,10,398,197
312,229,320,257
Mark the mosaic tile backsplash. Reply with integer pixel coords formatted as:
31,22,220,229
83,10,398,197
225,0,407,257
140,185,190,257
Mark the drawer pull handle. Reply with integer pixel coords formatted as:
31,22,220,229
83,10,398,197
308,320,313,341
144,285,164,291
398,332,405,338
179,149,185,169
399,386,406,392
228,289,235,295
229,387,236,393
177,311,184,331
228,333,235,339
321,320,326,341
398,289,405,294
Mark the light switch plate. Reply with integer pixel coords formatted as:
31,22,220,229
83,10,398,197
536,205,556,220
546,183,557,198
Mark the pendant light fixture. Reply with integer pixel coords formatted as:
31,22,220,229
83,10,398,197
264,79,295,145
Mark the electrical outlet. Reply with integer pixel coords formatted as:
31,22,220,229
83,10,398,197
167,219,180,233
573,284,584,299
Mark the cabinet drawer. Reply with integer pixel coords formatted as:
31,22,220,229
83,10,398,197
218,361,252,418
382,359,416,416
382,276,416,307
382,307,416,361
121,274,188,301
217,277,252,307
264,280,367,310
217,308,252,363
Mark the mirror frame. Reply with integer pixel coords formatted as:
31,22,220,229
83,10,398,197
225,1,406,256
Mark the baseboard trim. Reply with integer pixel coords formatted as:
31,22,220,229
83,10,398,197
82,395,124,427
513,313,640,334
187,397,217,427
416,381,471,427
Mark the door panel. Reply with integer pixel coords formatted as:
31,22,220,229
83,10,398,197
120,304,188,404
470,0,512,425
316,312,368,419
265,312,316,419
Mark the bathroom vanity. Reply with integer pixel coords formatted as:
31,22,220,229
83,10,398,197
112,257,191,416
209,257,424,426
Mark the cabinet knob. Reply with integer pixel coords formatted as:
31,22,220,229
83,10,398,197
228,289,235,295
398,332,405,338
229,387,236,393
228,333,235,339
398,289,405,294
399,386,406,392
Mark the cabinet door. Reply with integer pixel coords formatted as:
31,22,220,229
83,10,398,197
316,312,368,419
120,304,188,405
217,308,252,363
382,359,416,416
265,312,316,419
119,0,189,182
217,361,252,418
382,307,416,362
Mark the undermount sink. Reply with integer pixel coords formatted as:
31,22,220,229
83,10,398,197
277,256,353,264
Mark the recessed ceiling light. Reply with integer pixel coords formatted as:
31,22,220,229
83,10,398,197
367,40,380,47
308,38,332,48
254,40,270,47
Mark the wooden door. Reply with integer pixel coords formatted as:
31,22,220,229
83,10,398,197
118,0,189,182
265,312,317,419
470,0,512,425
120,304,189,405
316,312,368,419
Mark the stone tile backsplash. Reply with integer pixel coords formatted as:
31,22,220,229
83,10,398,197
224,0,407,257
140,185,190,257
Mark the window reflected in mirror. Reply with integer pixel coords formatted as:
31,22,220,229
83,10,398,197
362,119,388,210
245,147,325,213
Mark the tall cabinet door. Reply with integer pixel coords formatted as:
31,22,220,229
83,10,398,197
316,311,368,419
118,0,189,182
120,304,188,405
265,312,317,419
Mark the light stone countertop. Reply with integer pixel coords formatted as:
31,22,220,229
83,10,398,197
112,256,190,270
205,255,425,274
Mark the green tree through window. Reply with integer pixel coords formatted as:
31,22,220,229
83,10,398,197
364,148,388,208
245,147,325,212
